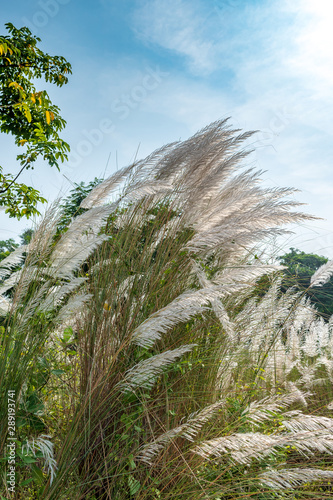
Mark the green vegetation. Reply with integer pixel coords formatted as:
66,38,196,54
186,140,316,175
0,230,34,263
279,248,333,318
55,178,103,235
0,121,333,500
0,23,71,219
0,238,18,261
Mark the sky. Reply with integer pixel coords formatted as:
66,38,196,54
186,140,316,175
0,0,332,257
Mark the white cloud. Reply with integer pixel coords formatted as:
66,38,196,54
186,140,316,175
286,0,333,91
132,0,219,74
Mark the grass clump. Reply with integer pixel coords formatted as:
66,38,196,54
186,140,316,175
0,119,332,499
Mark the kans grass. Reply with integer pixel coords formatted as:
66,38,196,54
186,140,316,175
1,120,333,499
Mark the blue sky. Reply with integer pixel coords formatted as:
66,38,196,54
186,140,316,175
1,0,332,257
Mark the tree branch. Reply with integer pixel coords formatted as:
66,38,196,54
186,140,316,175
0,162,28,195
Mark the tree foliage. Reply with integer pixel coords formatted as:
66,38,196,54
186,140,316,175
0,237,18,261
278,247,333,318
0,23,71,219
56,178,103,235
0,180,101,267
0,229,34,262
19,227,34,245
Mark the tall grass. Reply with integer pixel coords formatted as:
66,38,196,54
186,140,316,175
0,120,332,499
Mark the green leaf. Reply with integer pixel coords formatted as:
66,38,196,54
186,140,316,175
32,464,44,484
128,475,140,496
128,454,136,470
63,327,73,343
21,478,34,486
21,455,37,464
51,369,65,376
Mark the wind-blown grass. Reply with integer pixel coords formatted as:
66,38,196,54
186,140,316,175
0,119,332,499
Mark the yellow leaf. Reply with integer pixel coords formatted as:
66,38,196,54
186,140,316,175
31,94,36,104
50,111,55,121
19,139,27,146
24,106,32,123
9,81,23,91
45,110,51,124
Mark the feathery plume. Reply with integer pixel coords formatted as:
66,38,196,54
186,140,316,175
281,413,333,433
80,163,135,209
0,269,22,295
193,429,333,465
37,277,87,312
260,468,333,490
0,295,11,314
131,286,233,348
119,345,196,393
0,245,27,280
243,390,309,428
310,259,333,287
22,435,57,484
138,398,226,465
54,293,92,324
50,205,114,277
